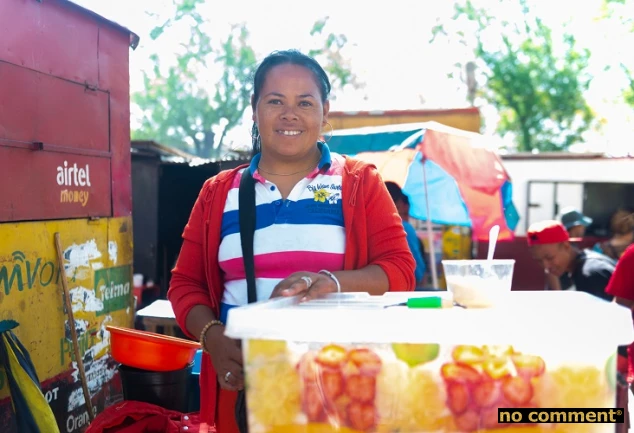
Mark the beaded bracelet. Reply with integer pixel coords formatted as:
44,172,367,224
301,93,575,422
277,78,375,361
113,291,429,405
199,319,224,354
318,269,341,293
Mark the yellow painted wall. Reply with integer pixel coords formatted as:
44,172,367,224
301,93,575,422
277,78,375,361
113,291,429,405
0,216,133,405
329,111,482,133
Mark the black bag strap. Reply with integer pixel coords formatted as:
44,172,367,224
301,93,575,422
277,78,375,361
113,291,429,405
236,168,257,433
239,168,257,304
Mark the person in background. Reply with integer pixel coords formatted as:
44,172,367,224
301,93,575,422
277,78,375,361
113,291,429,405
593,209,634,261
527,220,615,301
546,208,593,290
604,244,634,433
402,194,429,277
167,49,416,433
560,207,593,239
385,181,426,286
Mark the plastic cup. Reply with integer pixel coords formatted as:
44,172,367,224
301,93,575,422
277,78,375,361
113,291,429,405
442,259,515,308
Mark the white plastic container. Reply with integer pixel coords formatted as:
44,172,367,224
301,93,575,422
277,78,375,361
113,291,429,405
442,260,515,308
225,291,634,433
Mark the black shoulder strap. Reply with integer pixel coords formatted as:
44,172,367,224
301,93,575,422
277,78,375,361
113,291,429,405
238,168,257,304
236,168,256,433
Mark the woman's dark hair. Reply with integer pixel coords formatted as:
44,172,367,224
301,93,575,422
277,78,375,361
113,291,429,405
250,49,331,156
385,181,406,204
610,208,634,235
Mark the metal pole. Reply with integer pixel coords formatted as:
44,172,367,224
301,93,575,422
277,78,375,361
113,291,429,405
422,157,439,289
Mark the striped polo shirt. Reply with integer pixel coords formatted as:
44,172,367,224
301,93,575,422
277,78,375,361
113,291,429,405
218,143,346,322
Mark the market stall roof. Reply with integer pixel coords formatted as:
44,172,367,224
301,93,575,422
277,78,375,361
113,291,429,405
327,122,431,155
131,140,249,167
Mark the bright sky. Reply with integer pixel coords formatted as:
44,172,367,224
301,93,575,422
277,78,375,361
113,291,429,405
73,0,634,156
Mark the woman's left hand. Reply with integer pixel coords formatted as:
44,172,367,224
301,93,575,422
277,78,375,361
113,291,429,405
270,271,338,301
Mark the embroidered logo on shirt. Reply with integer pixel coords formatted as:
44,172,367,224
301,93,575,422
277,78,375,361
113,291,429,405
327,192,341,204
309,183,342,204
313,189,330,202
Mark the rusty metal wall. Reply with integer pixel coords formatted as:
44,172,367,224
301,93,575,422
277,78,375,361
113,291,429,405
0,0,133,221
0,1,136,431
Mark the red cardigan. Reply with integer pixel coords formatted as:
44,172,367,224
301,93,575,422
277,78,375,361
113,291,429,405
168,156,416,425
605,244,634,383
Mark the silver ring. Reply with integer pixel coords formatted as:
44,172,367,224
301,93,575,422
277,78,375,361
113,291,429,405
300,276,313,288
224,371,232,383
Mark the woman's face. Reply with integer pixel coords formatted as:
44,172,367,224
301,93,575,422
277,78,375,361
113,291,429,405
253,64,329,160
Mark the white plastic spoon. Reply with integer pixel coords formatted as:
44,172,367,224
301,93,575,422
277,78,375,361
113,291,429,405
487,225,500,261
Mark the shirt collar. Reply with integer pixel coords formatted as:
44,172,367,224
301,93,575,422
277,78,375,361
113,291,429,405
249,142,332,181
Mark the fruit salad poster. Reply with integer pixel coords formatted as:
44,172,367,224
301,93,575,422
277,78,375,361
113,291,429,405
244,340,617,433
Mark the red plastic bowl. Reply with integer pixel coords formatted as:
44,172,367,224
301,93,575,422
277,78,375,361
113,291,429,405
107,325,201,372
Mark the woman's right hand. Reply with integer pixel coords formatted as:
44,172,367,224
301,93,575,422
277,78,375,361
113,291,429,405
204,325,244,391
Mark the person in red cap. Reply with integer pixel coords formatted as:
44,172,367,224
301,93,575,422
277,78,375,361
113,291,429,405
527,220,615,301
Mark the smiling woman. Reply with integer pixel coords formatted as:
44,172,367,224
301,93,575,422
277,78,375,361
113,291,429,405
251,52,330,159
167,49,416,433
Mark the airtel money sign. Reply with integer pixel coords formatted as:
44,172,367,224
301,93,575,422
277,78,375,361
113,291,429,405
56,161,91,207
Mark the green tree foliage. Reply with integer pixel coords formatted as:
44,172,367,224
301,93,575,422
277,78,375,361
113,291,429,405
307,17,362,96
601,0,633,31
431,0,595,152
624,74,634,107
132,2,359,158
601,0,634,109
132,0,255,158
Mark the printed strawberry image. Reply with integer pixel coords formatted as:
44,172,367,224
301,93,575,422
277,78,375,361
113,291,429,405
346,401,376,431
333,394,351,425
302,382,326,422
345,374,376,403
480,405,509,430
472,380,502,408
454,409,480,432
501,376,533,405
441,362,482,386
348,348,383,375
319,369,344,401
298,344,383,432
446,382,470,414
441,345,545,432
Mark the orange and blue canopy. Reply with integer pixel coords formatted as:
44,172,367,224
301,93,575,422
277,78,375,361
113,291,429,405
353,123,519,241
